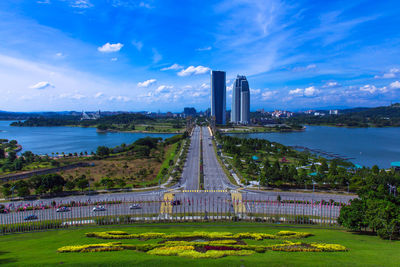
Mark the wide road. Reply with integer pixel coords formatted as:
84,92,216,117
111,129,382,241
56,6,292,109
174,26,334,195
180,126,200,190
0,125,356,224
202,126,237,190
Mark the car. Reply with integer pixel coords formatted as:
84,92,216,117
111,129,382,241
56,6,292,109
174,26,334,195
56,207,70,212
92,206,106,212
171,200,181,206
24,215,38,221
129,204,141,210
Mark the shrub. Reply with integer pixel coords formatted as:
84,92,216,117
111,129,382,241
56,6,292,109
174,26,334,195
57,242,123,253
147,246,195,256
178,250,255,259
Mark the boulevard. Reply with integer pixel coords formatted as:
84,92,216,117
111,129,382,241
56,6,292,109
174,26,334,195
0,126,356,226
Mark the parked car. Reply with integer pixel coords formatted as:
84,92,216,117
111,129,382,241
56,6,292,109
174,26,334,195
92,206,106,212
56,207,70,212
129,204,141,210
24,215,38,221
171,200,181,206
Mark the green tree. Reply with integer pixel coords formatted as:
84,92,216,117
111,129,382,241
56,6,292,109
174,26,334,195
14,180,30,197
65,180,75,191
96,146,110,157
1,184,11,198
7,151,17,162
76,178,89,191
338,199,367,231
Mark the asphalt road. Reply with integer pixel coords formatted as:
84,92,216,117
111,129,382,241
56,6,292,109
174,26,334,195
0,126,357,224
180,126,200,190
202,126,237,190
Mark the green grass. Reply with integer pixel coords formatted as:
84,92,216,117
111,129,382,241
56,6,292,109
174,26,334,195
155,141,180,184
1,222,399,266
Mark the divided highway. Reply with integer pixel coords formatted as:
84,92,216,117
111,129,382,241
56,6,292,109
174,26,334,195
0,125,356,225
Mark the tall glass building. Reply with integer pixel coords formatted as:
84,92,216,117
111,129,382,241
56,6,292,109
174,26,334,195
231,75,250,124
211,70,226,125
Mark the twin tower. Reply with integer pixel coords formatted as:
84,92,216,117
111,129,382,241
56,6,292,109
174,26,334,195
211,71,250,125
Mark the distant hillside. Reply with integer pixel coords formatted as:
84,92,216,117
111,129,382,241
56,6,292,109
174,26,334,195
10,113,154,127
351,103,400,118
288,103,400,127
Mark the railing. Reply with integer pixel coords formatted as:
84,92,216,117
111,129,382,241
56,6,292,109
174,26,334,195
0,196,346,234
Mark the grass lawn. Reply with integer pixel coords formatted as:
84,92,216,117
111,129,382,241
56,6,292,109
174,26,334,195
0,222,399,266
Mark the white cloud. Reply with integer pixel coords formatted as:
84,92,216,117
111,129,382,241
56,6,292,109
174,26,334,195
292,64,317,72
29,81,53,90
94,92,104,98
261,90,277,100
111,57,118,61
289,86,320,97
289,88,303,95
132,40,143,51
390,81,400,89
161,63,183,71
137,79,156,87
196,46,212,51
200,83,210,89
156,85,173,93
152,48,162,63
71,94,86,99
360,84,377,93
37,0,50,4
375,68,400,79
98,42,123,53
70,0,93,8
323,81,340,88
359,84,388,94
109,95,130,102
304,86,320,97
59,93,86,100
250,88,261,94
178,66,210,77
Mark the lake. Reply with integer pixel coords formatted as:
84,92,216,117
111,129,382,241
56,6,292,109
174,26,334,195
1,121,399,168
0,121,175,155
228,125,400,168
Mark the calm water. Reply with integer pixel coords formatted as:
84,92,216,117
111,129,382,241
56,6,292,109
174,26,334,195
228,126,400,168
0,121,174,155
1,121,399,168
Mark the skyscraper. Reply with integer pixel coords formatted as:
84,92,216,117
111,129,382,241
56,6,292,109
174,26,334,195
231,75,250,124
211,70,226,125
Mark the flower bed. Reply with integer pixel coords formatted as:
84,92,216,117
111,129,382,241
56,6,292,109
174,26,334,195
204,245,241,251
57,242,124,253
58,231,347,258
85,230,313,240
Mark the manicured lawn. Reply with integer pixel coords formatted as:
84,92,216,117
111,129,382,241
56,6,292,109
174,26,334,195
0,223,399,266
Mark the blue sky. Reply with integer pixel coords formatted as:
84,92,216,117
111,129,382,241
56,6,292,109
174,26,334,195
1,0,400,112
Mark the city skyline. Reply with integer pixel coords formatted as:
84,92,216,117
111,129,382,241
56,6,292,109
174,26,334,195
1,1,400,112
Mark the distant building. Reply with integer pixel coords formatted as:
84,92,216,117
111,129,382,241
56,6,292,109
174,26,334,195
231,75,250,124
329,110,339,115
81,110,101,120
183,107,197,117
271,110,293,118
211,70,226,125
240,78,250,124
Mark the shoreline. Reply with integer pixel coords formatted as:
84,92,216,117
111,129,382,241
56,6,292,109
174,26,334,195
219,127,306,134
9,124,183,134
